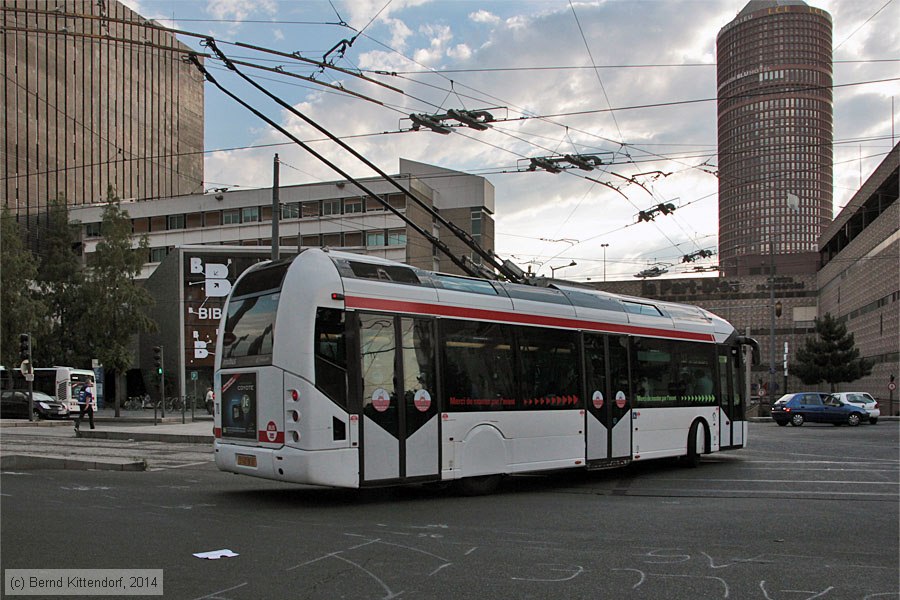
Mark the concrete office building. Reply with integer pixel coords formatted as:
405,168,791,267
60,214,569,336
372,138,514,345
69,159,495,280
716,0,833,276
2,0,203,231
818,144,899,412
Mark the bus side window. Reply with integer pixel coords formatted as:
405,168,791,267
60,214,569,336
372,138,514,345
315,308,348,408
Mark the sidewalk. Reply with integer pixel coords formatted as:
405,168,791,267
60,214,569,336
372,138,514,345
0,408,215,472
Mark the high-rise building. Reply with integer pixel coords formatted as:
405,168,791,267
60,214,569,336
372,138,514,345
2,0,204,230
716,0,833,276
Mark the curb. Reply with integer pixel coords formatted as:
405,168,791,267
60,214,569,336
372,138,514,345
0,420,73,428
1,417,205,427
76,429,214,444
0,453,147,471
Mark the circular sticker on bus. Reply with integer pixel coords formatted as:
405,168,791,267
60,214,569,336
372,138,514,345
372,388,390,412
592,390,604,409
266,420,278,442
414,389,432,412
615,391,627,409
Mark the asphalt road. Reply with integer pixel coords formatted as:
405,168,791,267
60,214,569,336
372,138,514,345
2,422,897,599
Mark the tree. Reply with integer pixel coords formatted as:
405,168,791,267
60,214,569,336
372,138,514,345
0,207,48,370
35,196,90,367
83,187,156,407
791,313,873,392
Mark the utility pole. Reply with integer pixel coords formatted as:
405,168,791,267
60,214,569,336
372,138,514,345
272,153,280,260
783,341,789,395
768,240,776,402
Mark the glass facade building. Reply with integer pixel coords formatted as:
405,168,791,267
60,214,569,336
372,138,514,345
716,0,833,276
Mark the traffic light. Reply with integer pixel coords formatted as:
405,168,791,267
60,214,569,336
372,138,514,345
153,346,163,375
19,333,31,362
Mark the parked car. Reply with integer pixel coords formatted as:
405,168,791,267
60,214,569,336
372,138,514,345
829,392,879,424
771,392,868,427
0,390,69,420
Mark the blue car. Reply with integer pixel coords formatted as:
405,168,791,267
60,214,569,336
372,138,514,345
772,392,868,427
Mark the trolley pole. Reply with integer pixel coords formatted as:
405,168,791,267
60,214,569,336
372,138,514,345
272,154,280,261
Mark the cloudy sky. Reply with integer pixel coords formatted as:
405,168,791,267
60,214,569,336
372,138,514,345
127,0,899,281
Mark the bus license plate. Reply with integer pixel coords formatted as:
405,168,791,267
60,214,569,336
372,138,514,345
236,454,257,467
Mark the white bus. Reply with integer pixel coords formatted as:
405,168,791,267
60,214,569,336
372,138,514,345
213,249,758,493
32,367,97,416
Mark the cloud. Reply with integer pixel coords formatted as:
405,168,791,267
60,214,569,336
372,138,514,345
412,23,454,66
205,0,276,22
469,10,500,25
344,0,431,31
202,0,900,280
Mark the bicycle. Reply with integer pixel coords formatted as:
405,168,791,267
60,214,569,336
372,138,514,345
124,395,155,410
164,396,184,412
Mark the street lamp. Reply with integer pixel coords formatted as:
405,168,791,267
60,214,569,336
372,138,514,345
550,260,577,277
601,243,609,281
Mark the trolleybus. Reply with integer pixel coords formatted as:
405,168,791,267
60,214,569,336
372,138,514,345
214,249,758,493
2,366,96,416
33,367,97,415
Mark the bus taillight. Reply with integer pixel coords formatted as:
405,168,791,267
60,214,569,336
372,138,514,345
289,389,299,401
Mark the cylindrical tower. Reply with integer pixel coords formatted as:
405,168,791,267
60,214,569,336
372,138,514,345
717,0,833,276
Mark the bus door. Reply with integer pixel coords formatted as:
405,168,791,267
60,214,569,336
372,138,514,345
358,314,439,483
717,347,744,448
584,334,632,464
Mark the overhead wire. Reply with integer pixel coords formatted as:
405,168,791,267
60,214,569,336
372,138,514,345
5,5,895,276
184,47,487,279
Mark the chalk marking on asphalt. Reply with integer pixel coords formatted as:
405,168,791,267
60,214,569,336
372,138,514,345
612,568,646,589
329,553,401,599
511,564,585,582
190,581,248,600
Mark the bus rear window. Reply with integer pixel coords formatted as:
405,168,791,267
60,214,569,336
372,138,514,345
221,293,280,367
231,259,292,297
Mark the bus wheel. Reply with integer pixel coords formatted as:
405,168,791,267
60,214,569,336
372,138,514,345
456,474,502,496
684,421,705,468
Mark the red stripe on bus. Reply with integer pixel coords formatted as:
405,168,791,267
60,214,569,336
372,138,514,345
344,296,715,342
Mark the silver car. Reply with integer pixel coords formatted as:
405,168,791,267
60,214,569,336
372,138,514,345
829,392,880,424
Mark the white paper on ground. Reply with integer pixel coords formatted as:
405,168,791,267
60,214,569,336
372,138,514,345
193,549,239,559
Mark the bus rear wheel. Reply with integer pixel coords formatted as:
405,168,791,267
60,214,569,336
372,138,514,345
456,474,502,496
684,421,705,468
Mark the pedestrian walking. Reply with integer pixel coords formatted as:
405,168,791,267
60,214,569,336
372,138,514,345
74,382,95,431
205,387,215,415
